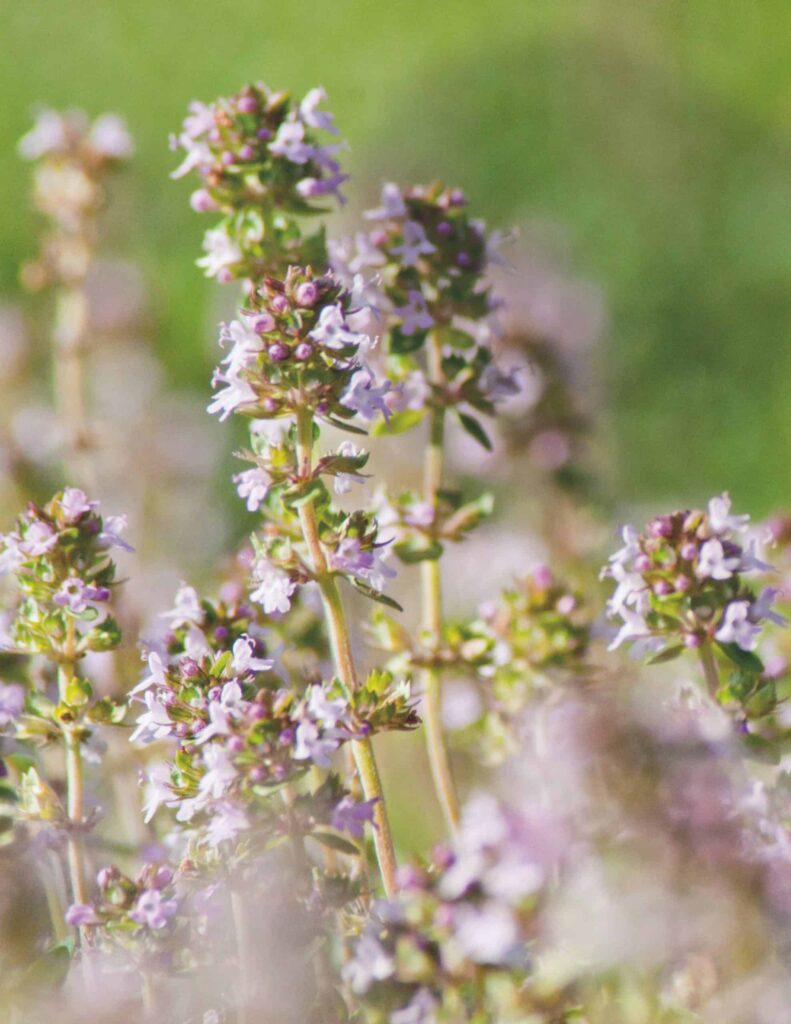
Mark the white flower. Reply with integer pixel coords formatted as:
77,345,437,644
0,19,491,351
129,651,168,697
197,227,242,278
390,221,436,267
309,304,365,350
708,492,750,534
334,441,366,495
232,636,272,675
393,290,434,336
160,583,203,629
233,467,270,512
250,560,296,615
364,182,407,221
299,87,339,134
198,746,237,800
141,762,173,824
696,539,740,580
89,114,134,159
715,601,761,651
130,691,173,744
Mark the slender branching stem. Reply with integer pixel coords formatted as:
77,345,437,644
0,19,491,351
699,642,721,698
294,407,398,897
58,619,89,944
419,330,460,833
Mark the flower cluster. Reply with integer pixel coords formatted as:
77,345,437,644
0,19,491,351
133,582,396,856
603,492,784,658
209,265,391,426
345,792,570,1021
172,83,345,283
0,487,129,658
18,109,133,289
331,181,517,441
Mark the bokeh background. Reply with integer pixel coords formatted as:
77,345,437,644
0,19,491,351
3,1,791,516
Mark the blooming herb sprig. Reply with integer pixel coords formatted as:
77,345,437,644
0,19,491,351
603,493,788,749
331,180,516,442
345,792,571,1022
603,492,782,659
0,487,130,944
331,183,518,834
172,84,345,284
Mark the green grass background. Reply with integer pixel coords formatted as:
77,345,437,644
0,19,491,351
3,1,791,515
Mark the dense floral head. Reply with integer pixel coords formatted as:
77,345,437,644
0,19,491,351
208,265,392,427
331,181,517,440
603,493,785,659
173,83,345,282
0,488,130,656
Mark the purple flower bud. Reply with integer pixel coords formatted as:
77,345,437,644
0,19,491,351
250,705,267,721
217,268,234,284
432,843,454,871
96,867,114,889
213,625,229,641
227,736,245,754
271,295,290,314
208,686,222,701
65,903,97,927
634,554,651,572
180,658,201,678
279,727,294,746
190,189,218,213
208,128,221,144
221,150,235,166
238,96,257,114
175,723,190,737
396,865,425,889
531,564,553,590
449,188,466,206
437,221,453,236
268,343,289,362
456,251,471,267
675,574,692,593
251,312,276,334
358,721,372,737
680,542,698,561
649,516,673,539
249,766,266,783
272,763,288,781
153,866,174,889
295,282,319,307
238,144,256,162
684,633,703,649
370,229,388,247
294,342,313,361
261,398,278,414
653,580,672,597
556,594,577,615
256,127,272,141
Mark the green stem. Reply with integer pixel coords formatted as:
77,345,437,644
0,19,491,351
294,408,398,898
53,286,95,491
419,331,460,833
699,643,721,697
58,622,89,944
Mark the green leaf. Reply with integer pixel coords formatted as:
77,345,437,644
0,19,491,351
394,539,444,564
717,642,764,675
456,412,493,451
371,409,427,436
389,326,426,355
742,733,781,765
346,578,404,612
311,831,360,856
647,645,684,665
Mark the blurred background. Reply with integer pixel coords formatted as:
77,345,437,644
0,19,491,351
3,0,791,518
